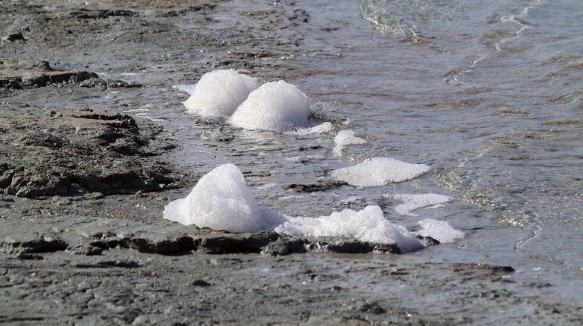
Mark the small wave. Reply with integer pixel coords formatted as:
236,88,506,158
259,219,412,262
442,0,543,85
360,0,472,36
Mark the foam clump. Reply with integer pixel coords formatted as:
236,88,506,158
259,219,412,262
415,219,465,243
163,163,284,233
391,193,450,216
229,81,311,132
183,69,258,118
172,84,197,95
331,157,430,187
288,122,334,135
275,205,423,253
333,129,367,156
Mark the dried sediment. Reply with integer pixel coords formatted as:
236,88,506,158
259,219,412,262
0,59,97,89
0,216,413,257
0,109,179,197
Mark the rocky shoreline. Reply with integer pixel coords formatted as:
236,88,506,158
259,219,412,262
1,0,581,324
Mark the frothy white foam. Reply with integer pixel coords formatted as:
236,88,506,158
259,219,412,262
333,130,367,156
331,157,430,187
391,193,450,216
163,163,283,233
172,84,197,95
288,122,334,135
183,69,258,118
229,81,311,132
415,219,465,243
164,164,431,252
256,183,279,190
275,205,423,252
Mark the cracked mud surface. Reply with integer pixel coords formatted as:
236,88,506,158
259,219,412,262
1,0,582,324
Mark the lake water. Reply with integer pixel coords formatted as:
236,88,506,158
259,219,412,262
137,0,582,301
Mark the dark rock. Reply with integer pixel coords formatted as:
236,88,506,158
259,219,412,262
2,32,25,42
1,235,68,254
201,232,280,254
261,237,307,256
192,279,212,287
16,253,43,260
89,235,133,251
130,236,198,255
73,260,140,268
69,9,139,19
417,236,440,247
283,180,348,193
492,266,515,273
325,241,378,254
359,302,387,315
98,260,140,268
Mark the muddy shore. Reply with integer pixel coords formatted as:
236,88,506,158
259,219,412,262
1,0,581,324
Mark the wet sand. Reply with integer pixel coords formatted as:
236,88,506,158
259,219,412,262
1,1,582,324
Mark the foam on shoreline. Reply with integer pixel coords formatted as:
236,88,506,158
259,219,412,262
275,205,424,252
333,130,367,156
331,157,430,187
416,219,465,243
183,69,258,118
230,81,311,132
163,163,284,233
164,164,431,251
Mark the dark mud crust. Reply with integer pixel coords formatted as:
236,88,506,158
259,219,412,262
0,59,98,89
0,109,179,197
283,179,349,192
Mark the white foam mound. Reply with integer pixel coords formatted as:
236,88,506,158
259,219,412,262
229,80,311,132
163,163,284,233
333,130,367,156
183,69,258,118
275,205,423,253
392,194,450,216
415,219,465,243
331,157,430,187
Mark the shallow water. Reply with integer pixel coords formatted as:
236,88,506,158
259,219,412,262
120,0,581,302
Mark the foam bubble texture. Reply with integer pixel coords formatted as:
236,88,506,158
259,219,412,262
183,69,258,118
275,205,423,252
229,81,311,132
331,157,430,187
333,129,367,156
392,193,450,216
163,163,283,233
172,84,197,95
288,122,334,135
416,219,465,243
